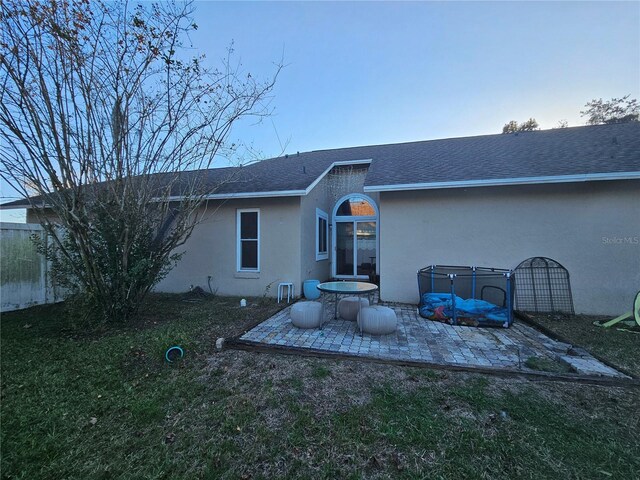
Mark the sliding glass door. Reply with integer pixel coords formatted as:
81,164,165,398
335,220,376,279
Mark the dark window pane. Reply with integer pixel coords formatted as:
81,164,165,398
323,219,328,252
337,200,351,216
240,212,258,239
318,217,327,253
336,222,353,275
322,218,327,252
241,240,258,269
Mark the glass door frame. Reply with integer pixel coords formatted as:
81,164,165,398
331,194,379,280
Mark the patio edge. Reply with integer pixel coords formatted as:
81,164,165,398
224,337,640,388
514,311,637,380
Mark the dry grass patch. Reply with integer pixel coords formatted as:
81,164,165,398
527,313,640,377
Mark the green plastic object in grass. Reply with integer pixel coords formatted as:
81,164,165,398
165,346,184,363
596,291,640,330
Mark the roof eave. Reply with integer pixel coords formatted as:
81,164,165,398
364,172,640,192
160,158,373,202
0,201,42,210
164,189,307,201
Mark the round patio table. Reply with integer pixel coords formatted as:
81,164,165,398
317,281,378,332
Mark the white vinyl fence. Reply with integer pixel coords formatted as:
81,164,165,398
1,222,60,312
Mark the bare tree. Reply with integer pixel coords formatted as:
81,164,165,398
0,0,280,321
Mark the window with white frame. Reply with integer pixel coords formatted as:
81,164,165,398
316,208,329,261
237,209,260,271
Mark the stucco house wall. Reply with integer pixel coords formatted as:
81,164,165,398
157,196,302,298
378,180,640,315
299,174,333,285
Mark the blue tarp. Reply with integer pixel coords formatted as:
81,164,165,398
419,292,510,327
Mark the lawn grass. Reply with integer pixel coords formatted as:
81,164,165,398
2,296,639,479
527,313,640,378
523,355,575,374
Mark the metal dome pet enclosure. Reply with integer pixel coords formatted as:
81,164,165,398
513,257,575,315
417,265,514,328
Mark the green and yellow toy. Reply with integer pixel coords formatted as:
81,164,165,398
595,291,640,332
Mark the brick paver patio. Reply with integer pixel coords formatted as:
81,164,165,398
240,299,627,378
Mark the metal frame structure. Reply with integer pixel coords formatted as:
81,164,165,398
514,257,574,315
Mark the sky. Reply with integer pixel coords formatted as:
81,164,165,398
1,0,639,221
187,1,640,155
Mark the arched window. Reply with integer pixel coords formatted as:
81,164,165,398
335,195,376,217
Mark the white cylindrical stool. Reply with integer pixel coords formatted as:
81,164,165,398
337,297,369,321
290,301,323,329
357,305,397,335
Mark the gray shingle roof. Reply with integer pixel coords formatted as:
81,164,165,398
364,122,640,187
214,122,640,194
2,123,639,209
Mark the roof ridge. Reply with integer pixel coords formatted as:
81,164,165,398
276,123,638,158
